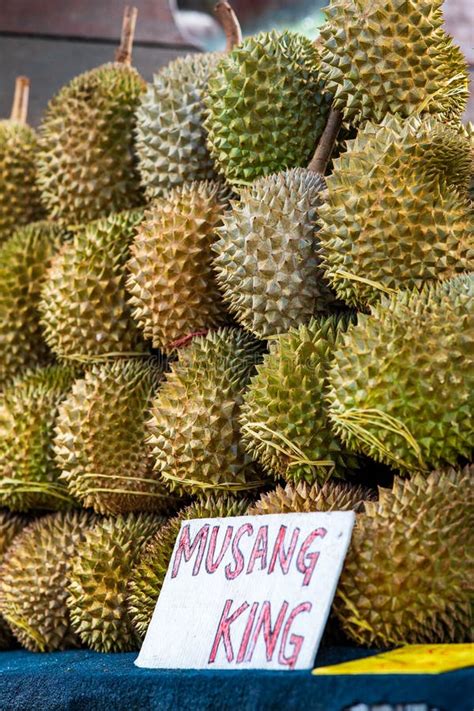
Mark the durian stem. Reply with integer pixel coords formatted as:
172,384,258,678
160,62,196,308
115,6,138,65
10,76,30,124
215,1,242,52
308,107,343,175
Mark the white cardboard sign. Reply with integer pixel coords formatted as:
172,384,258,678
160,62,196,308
135,511,354,671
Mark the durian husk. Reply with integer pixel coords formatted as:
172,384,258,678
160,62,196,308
0,511,28,649
128,494,251,638
248,481,374,515
0,511,95,651
334,465,474,646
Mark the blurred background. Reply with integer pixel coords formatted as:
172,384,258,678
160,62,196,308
0,0,472,125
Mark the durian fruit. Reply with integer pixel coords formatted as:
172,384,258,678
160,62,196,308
0,512,27,649
54,358,176,515
67,513,163,652
136,53,221,199
328,275,473,474
462,121,474,202
0,365,77,511
0,77,44,243
318,0,469,123
36,8,145,225
129,494,251,638
249,481,373,515
0,221,65,387
148,328,266,495
335,465,474,646
126,182,229,350
241,316,359,483
204,31,331,185
213,169,341,339
319,116,474,309
39,209,146,360
0,511,94,651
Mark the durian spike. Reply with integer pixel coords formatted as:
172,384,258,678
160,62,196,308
115,6,138,65
307,107,343,176
10,76,29,124
215,1,242,52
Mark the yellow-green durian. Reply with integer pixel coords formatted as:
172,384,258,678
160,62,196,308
249,481,373,515
0,511,27,649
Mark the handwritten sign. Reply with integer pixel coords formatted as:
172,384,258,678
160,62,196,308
135,511,354,671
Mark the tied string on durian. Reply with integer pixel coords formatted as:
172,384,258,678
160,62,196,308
75,472,172,499
0,478,76,506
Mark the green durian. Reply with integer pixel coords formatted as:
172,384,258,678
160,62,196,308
0,77,44,243
39,209,146,360
0,221,65,387
319,116,474,309
126,181,229,351
136,53,220,199
462,121,474,202
248,481,373,515
318,0,469,123
328,275,473,474
335,465,474,646
148,328,266,495
204,30,331,185
0,365,77,511
241,316,359,483
128,494,251,638
36,14,145,225
0,511,94,651
67,513,163,652
54,358,176,515
213,169,340,339
0,511,27,649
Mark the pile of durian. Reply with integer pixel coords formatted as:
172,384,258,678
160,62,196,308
0,0,472,655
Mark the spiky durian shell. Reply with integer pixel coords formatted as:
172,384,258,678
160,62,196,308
335,465,474,646
241,316,359,483
319,116,474,309
37,63,145,225
462,121,474,202
128,494,251,637
148,328,266,495
136,53,220,199
0,365,77,511
204,31,331,185
39,209,146,360
213,169,340,339
0,511,27,649
0,511,94,651
249,481,373,515
54,358,176,515
0,120,44,242
319,0,469,123
67,513,163,652
126,182,229,350
0,221,65,387
328,275,473,474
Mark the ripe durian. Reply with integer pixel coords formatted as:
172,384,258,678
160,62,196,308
36,8,145,225
249,481,372,515
129,494,251,637
328,275,473,474
0,221,65,387
40,209,146,360
148,328,266,495
0,512,27,649
335,465,474,646
318,0,469,123
462,121,474,202
136,53,220,199
0,365,77,511
126,181,229,350
54,358,176,515
319,116,474,309
204,30,331,185
241,316,359,483
213,169,340,339
0,511,94,651
0,77,44,242
67,513,163,652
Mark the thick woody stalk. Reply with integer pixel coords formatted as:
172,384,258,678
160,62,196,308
10,76,30,124
307,107,343,175
115,6,138,64
215,1,242,52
